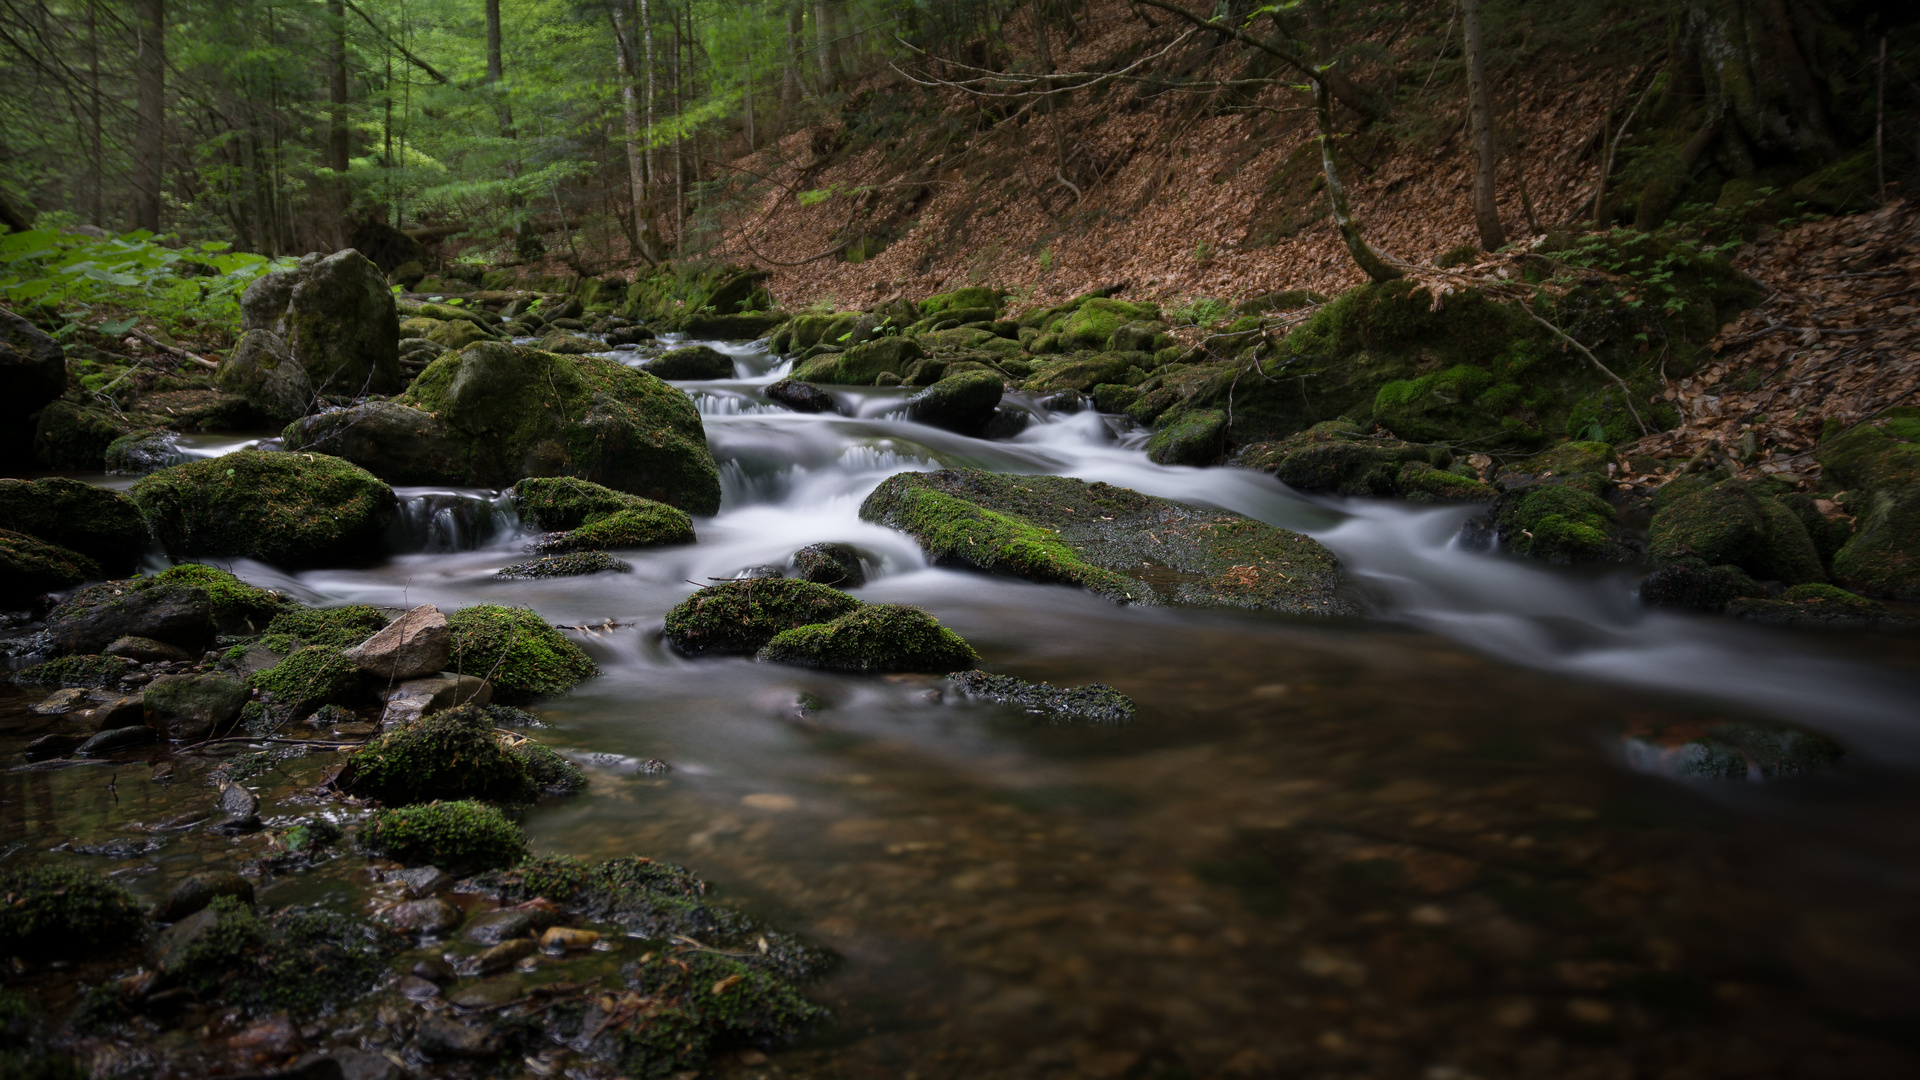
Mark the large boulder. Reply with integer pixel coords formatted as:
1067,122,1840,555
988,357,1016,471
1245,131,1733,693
215,329,314,423
290,342,720,514
143,672,249,741
764,379,838,414
790,336,925,385
906,370,1004,435
1,309,66,464
240,248,402,395
1815,409,1920,599
1146,408,1229,466
860,468,1354,613
32,400,136,469
45,577,215,655
644,345,733,380
510,475,695,550
1648,477,1825,585
131,450,395,567
0,529,100,607
0,478,150,573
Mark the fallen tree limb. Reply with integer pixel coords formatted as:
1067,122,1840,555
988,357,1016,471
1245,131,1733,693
130,328,218,370
1522,299,1649,435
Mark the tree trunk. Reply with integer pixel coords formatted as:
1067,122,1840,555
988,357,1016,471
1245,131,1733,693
782,2,804,116
86,0,103,227
327,0,349,242
813,0,835,90
609,0,657,263
1462,0,1504,250
1315,74,1400,284
131,0,165,233
743,53,756,151
1685,0,1841,163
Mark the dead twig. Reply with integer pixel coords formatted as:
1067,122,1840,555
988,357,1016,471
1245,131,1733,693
1521,298,1649,435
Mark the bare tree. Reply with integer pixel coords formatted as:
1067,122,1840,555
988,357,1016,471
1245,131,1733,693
1462,0,1504,250
131,0,164,232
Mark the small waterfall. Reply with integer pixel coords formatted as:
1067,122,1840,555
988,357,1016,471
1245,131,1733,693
387,488,522,553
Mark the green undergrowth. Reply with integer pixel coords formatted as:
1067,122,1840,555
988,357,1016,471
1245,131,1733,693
262,604,391,652
11,654,135,689
0,229,295,342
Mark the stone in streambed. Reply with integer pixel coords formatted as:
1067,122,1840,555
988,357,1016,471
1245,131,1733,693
0,864,145,960
44,577,215,655
154,871,255,922
1,308,68,462
0,477,151,574
343,603,450,680
0,528,100,605
790,336,925,386
1234,421,1495,502
31,687,89,715
1815,407,1920,599
758,604,977,674
239,248,402,395
1648,476,1825,585
512,475,694,552
105,635,192,663
1146,407,1229,467
859,468,1354,614
907,370,1004,436
496,551,632,578
77,723,156,755
1725,583,1899,627
790,542,864,587
25,733,86,760
765,378,838,414
132,450,396,567
217,328,315,424
85,693,146,731
416,1013,499,1059
104,427,183,474
376,896,464,935
949,670,1135,724
348,704,523,804
662,578,863,656
1639,563,1766,612
645,344,734,380
143,672,249,741
462,906,554,944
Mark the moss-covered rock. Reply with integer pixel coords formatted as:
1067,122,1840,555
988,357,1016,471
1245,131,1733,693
508,738,587,793
239,248,402,395
1724,583,1894,627
262,604,391,652
1237,422,1438,496
919,287,1003,317
512,475,696,551
143,672,250,741
1490,478,1635,563
2,308,67,462
138,564,291,633
789,336,925,385
10,653,135,689
158,897,399,1016
0,478,149,574
359,800,528,873
347,704,533,804
1639,562,1766,612
1146,408,1228,466
103,428,181,474
758,603,976,673
1023,353,1145,394
790,542,864,587
1815,409,1920,599
663,578,864,655
329,341,722,514
906,370,1004,435
860,469,1354,613
31,400,135,469
0,529,99,606
1049,299,1160,350
0,864,145,960
497,551,632,578
1648,478,1826,585
248,646,361,715
646,345,734,380
445,604,598,701
215,328,314,423
44,576,215,654
131,450,395,567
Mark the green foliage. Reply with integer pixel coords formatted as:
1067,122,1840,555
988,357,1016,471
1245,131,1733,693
347,703,534,805
0,230,293,336
0,865,145,960
359,799,529,873
445,604,599,701
11,654,134,689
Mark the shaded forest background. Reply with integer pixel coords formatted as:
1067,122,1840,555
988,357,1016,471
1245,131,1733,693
0,0,1915,307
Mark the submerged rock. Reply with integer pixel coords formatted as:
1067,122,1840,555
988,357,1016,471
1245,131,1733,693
239,248,402,395
646,344,734,380
284,342,723,515
758,604,977,674
949,670,1136,723
765,378,838,414
859,468,1355,614
496,551,632,578
662,578,864,655
131,450,396,567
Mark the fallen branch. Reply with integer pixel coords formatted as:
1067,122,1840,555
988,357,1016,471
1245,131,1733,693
1521,299,1649,435
129,328,218,370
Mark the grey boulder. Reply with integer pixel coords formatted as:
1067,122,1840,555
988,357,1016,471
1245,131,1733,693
344,603,449,680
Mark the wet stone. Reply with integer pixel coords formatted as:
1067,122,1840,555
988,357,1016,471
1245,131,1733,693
105,635,193,663
765,378,839,414
461,907,538,944
415,1013,498,1059
474,936,536,974
377,896,463,935
391,866,452,898
31,687,88,715
412,956,457,983
86,694,145,731
949,670,1136,724
790,542,866,588
24,732,85,760
446,977,522,1008
76,724,155,755
154,871,254,922
150,906,222,972
397,974,442,1002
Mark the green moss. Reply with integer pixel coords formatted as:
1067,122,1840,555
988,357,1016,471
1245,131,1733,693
32,401,133,469
359,799,528,873
1397,461,1497,503
1816,410,1920,599
0,529,100,605
1648,479,1825,584
1235,422,1432,496
1494,481,1631,563
497,551,632,578
166,897,398,1016
1023,353,1145,394
617,951,830,1079
262,604,391,650
513,475,645,530
247,646,361,714
130,450,395,567
758,604,977,673
1051,299,1160,350
0,865,145,960
1725,583,1890,626
136,564,291,632
789,336,925,385
509,738,587,794
860,469,1352,613
555,506,695,550
918,287,1003,316
1091,383,1141,413
0,478,149,572
513,475,696,550
445,604,599,701
1639,562,1766,612
11,653,134,688
346,703,533,804
647,345,734,380
662,578,864,655
397,342,721,514
1146,408,1228,466
475,855,594,902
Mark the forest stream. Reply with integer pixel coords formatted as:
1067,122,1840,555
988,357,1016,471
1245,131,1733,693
8,333,1920,1080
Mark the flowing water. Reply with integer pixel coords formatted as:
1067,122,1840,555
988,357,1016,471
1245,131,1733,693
8,337,1920,1078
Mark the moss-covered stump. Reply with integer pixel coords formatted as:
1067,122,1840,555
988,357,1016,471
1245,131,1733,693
1648,477,1826,585
1815,409,1920,599
0,530,99,606
142,564,292,633
0,864,146,960
359,800,528,873
1724,583,1896,627
790,336,926,385
646,344,734,380
663,579,865,656
758,604,977,673
1234,421,1496,502
373,342,721,513
860,469,1354,613
248,646,361,716
151,897,400,1016
445,604,598,702
0,478,150,574
261,603,391,652
905,370,1005,436
44,576,215,655
1147,408,1229,466
512,475,696,551
346,704,534,804
131,450,395,567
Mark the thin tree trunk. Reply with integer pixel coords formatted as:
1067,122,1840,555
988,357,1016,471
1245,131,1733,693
86,0,102,226
1462,0,1504,250
813,0,834,89
782,2,803,117
327,0,349,241
1031,0,1074,204
743,51,755,151
1876,36,1887,202
609,0,657,262
1315,74,1400,284
131,0,165,232
643,0,655,194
